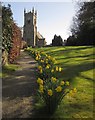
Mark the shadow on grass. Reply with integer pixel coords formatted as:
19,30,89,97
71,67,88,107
43,46,93,55
80,74,94,81
31,106,52,119
46,49,94,60
30,100,62,120
56,61,94,84
56,53,94,61
62,46,92,52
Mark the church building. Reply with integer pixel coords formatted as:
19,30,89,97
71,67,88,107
23,8,46,47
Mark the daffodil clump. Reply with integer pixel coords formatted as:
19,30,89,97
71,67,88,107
25,48,77,114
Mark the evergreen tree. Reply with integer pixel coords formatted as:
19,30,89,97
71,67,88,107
52,34,63,46
66,1,95,45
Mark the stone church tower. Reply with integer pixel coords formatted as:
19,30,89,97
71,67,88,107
23,8,37,46
23,8,46,47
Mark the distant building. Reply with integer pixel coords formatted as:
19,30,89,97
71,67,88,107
23,8,46,47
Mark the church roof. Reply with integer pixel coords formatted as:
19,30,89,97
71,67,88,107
37,32,44,39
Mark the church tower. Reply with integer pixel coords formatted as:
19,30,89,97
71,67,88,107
23,8,37,47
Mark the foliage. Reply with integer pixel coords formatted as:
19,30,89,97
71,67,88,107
2,4,22,64
9,23,21,63
26,47,77,114
52,34,63,46
66,1,95,46
2,4,13,52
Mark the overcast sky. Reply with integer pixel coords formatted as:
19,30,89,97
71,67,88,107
3,1,78,44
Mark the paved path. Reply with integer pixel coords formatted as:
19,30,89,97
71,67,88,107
2,50,37,118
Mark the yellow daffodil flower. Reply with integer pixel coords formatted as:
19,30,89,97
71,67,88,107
46,64,50,69
51,77,57,82
51,58,56,63
39,85,44,93
38,55,41,58
32,51,34,54
69,90,73,95
40,69,43,73
48,89,53,96
60,81,65,86
69,90,75,97
48,56,51,59
55,86,62,92
51,69,54,73
36,56,39,60
73,88,77,93
37,78,43,85
65,81,70,86
38,66,42,70
56,66,59,71
45,59,48,63
59,67,62,72
41,60,44,63
41,52,44,54
69,88,77,97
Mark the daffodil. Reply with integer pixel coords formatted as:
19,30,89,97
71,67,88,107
48,89,53,96
37,78,43,85
36,56,39,60
38,55,41,59
51,69,54,73
69,90,73,94
45,54,48,57
46,64,50,69
69,88,77,97
60,81,65,86
73,88,77,93
32,51,34,54
69,90,74,97
51,77,57,82
41,52,45,55
41,60,44,63
65,81,70,86
39,85,44,93
59,67,62,72
38,66,42,70
40,69,43,73
47,56,51,59
55,86,62,92
56,66,59,71
52,58,57,64
45,59,48,63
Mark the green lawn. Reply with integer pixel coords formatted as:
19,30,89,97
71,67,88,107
30,46,94,119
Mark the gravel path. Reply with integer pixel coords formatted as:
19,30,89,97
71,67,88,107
2,50,38,118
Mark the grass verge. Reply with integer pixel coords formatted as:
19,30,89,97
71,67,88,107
1,64,20,78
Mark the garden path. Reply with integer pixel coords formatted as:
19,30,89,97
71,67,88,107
2,50,37,118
